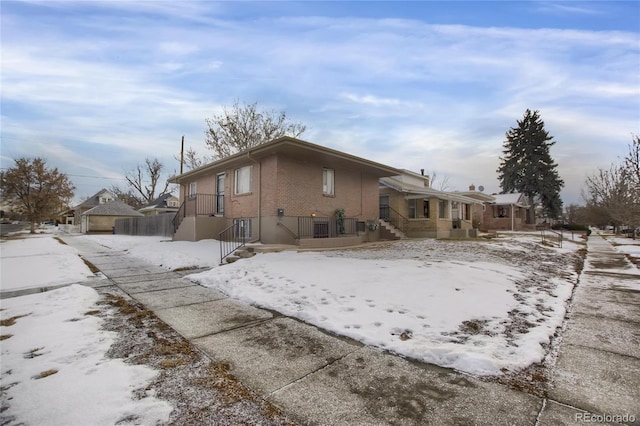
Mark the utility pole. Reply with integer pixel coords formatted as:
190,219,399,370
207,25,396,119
180,135,184,175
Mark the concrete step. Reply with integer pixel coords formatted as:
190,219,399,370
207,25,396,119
378,219,405,240
236,250,257,259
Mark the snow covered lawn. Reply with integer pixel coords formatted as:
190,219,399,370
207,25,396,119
0,235,94,291
606,236,640,266
0,285,172,425
187,236,584,376
73,233,584,376
83,235,221,270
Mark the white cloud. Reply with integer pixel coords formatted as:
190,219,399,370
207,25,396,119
1,4,638,207
158,41,200,56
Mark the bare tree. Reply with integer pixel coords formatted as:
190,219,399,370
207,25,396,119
113,158,170,209
175,146,213,172
0,157,75,233
205,100,306,160
624,134,640,194
429,171,454,191
583,137,640,232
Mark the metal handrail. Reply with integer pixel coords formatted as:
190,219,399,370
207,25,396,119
173,194,220,235
297,216,358,238
219,219,249,263
540,228,563,248
379,204,409,233
172,200,186,234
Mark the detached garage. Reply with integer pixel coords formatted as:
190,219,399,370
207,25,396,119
81,200,143,233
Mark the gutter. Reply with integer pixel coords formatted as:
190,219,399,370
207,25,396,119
247,149,261,242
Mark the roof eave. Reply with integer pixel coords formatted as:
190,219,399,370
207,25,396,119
170,137,400,184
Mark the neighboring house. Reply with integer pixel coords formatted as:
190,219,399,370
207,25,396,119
60,188,116,226
139,193,180,216
169,136,400,248
81,200,144,233
481,193,532,232
379,170,483,238
456,184,497,231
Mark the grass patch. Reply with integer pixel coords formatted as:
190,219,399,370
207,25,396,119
172,266,200,272
191,362,255,404
32,369,58,380
24,347,44,359
84,310,101,316
159,358,186,369
486,362,550,398
0,334,13,341
105,294,141,316
574,248,587,274
0,314,30,327
80,256,101,274
53,237,68,245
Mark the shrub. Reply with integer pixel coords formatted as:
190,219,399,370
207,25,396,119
552,223,591,235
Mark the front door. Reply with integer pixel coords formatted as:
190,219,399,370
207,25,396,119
216,173,225,215
379,195,390,220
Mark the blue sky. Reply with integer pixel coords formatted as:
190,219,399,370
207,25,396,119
1,1,639,206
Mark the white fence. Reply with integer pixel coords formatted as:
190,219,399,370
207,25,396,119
58,224,81,233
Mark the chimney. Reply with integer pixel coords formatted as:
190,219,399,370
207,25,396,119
469,184,476,191
420,168,424,176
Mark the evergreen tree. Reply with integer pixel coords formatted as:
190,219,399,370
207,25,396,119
497,109,564,220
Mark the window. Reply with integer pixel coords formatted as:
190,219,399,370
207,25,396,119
379,195,390,220
168,200,178,208
323,168,335,196
188,182,197,198
235,166,252,194
464,204,471,221
233,218,251,238
423,200,430,218
216,173,225,214
439,200,448,219
495,206,509,218
408,199,416,219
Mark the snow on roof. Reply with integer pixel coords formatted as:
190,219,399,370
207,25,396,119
82,200,143,216
140,193,177,209
492,193,527,206
75,188,115,209
380,176,483,204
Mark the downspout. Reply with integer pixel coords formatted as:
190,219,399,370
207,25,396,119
511,204,515,231
247,150,261,242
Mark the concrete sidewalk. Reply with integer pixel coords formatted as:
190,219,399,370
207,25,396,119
546,232,640,424
56,233,638,425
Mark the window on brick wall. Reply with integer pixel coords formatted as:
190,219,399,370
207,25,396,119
439,200,448,219
235,165,252,195
408,199,416,218
216,173,225,214
323,168,335,196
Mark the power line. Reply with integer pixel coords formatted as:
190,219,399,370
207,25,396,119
0,168,125,181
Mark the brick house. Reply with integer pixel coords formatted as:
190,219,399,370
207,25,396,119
379,170,484,238
476,193,532,232
169,137,400,248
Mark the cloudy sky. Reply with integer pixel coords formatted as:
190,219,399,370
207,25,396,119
1,1,638,205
